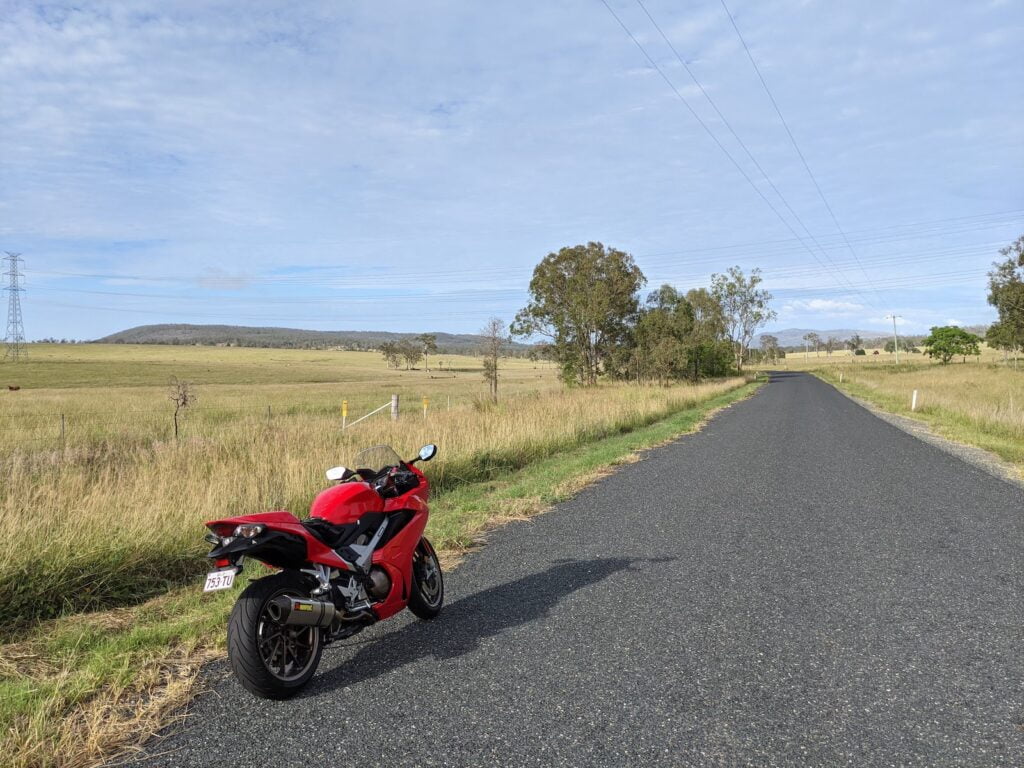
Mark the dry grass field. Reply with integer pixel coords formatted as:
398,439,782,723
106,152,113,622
0,343,756,768
0,344,563,449
0,344,749,626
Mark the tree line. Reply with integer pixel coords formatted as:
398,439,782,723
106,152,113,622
379,334,437,370
507,242,773,386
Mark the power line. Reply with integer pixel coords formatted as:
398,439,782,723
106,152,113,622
25,241,1000,307
632,0,881,310
718,0,887,308
31,267,989,322
20,210,1022,289
4,252,28,361
598,0,896,310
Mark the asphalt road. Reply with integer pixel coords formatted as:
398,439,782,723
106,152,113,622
122,372,1024,767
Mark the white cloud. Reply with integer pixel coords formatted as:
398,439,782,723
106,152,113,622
946,318,963,326
1,0,1018,339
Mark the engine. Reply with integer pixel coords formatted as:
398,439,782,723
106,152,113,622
366,566,392,600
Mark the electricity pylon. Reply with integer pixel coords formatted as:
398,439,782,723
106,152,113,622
4,252,27,361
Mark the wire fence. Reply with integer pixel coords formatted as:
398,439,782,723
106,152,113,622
2,393,462,451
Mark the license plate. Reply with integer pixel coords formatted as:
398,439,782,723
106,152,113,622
203,568,237,592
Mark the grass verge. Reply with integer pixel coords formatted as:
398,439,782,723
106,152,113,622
0,381,759,768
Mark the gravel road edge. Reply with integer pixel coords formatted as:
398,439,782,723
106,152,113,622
819,375,1024,491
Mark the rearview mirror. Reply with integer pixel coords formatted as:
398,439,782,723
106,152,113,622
417,444,437,463
326,466,349,482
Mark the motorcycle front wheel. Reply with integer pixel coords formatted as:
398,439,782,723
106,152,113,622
407,537,444,620
227,571,324,699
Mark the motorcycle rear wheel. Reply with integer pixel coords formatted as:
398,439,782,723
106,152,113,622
408,537,444,620
227,571,324,699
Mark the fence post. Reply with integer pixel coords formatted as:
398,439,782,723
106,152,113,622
342,399,348,430
267,405,271,421
423,396,429,419
60,413,65,444
911,389,918,411
447,394,450,411
391,394,399,421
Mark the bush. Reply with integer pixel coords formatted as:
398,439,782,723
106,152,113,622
854,349,866,356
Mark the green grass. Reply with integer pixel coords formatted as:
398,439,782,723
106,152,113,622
0,380,759,768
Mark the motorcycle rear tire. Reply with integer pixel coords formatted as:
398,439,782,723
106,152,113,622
227,571,324,699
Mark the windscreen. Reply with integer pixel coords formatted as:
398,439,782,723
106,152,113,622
352,444,403,473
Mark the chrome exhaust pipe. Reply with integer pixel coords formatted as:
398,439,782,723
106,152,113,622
267,596,337,627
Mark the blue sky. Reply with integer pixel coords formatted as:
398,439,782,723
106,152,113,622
2,0,1022,340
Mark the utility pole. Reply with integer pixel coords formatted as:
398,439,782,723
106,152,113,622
887,313,901,364
4,252,27,361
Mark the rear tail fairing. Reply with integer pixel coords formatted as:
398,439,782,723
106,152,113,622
205,510,347,570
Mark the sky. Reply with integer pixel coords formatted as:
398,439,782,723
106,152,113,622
1,0,1022,340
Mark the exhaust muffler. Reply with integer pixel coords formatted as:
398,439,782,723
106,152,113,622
267,596,337,627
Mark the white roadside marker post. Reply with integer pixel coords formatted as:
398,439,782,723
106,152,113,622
911,390,918,412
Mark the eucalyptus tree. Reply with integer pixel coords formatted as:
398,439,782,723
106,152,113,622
416,334,438,371
480,318,508,402
710,266,776,370
759,334,780,364
987,235,1024,364
512,242,645,386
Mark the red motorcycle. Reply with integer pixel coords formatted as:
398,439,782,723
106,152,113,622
202,443,443,698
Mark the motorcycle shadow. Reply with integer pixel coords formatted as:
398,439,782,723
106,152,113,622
305,555,673,696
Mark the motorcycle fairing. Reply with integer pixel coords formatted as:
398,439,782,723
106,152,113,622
204,460,433,616
206,510,347,569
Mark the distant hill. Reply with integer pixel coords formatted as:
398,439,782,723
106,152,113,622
96,324,534,354
760,325,989,350
756,329,880,348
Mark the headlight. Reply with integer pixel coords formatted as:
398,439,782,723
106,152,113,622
233,523,264,539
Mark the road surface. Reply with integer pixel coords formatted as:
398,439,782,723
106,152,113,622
122,372,1024,766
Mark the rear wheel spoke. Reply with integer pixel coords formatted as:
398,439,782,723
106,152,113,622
255,590,319,681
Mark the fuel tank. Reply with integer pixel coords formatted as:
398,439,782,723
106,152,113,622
309,482,384,524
